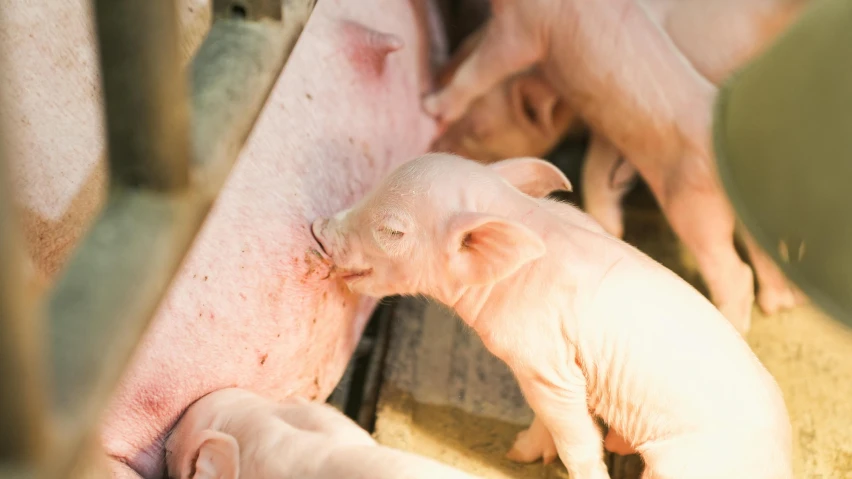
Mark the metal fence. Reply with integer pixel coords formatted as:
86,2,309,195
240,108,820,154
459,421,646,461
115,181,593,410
0,0,315,476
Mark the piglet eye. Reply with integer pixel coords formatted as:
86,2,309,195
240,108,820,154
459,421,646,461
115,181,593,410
378,226,404,239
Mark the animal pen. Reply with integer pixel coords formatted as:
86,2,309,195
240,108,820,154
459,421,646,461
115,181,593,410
2,1,852,478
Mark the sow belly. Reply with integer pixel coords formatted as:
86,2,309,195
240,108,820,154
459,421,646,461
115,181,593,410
1,0,440,476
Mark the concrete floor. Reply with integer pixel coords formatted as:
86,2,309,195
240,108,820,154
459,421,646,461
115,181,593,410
371,154,852,478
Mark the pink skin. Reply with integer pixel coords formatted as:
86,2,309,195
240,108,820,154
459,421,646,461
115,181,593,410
165,388,484,479
430,27,581,163
312,153,793,479
422,0,810,334
3,0,439,477
577,0,810,320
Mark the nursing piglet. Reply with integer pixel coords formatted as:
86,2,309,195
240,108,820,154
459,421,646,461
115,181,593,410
311,153,792,479
165,388,483,479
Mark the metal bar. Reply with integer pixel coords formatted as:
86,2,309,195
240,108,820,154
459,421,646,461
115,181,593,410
94,0,190,191
50,0,188,419
0,151,46,475
192,0,316,196
45,0,316,475
0,12,47,471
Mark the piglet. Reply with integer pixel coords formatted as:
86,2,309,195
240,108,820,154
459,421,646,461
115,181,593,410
165,387,484,479
311,153,793,479
421,0,800,334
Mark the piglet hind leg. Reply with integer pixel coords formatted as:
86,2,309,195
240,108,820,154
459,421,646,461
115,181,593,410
653,168,755,335
740,231,808,315
423,7,543,125
581,134,638,238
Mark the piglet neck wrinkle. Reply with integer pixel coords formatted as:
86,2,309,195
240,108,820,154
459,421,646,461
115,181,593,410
451,253,546,332
445,198,553,326
447,282,496,330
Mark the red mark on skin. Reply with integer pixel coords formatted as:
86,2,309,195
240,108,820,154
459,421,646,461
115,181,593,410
303,248,333,282
139,391,167,419
339,20,404,77
303,251,318,278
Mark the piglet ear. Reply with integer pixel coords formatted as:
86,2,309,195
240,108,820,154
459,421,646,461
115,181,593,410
184,429,240,479
446,212,546,285
489,157,572,198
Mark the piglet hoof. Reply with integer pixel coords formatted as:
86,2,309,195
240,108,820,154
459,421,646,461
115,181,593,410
506,427,558,465
757,283,808,316
422,90,466,127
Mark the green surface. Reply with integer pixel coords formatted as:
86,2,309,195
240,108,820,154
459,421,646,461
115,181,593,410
713,0,852,328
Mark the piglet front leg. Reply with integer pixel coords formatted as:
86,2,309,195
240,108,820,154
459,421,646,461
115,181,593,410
581,134,638,239
516,369,609,478
740,231,808,315
507,414,635,466
422,3,545,125
506,415,559,464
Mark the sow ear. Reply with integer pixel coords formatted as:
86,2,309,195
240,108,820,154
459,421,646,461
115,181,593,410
489,157,572,198
446,212,546,286
181,429,240,479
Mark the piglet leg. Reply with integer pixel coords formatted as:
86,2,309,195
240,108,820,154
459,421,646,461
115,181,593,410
422,12,543,125
508,414,635,465
652,167,755,334
516,362,609,478
740,231,808,315
581,134,638,239
506,414,559,464
603,428,636,456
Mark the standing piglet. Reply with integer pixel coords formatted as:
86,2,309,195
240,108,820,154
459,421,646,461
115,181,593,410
422,0,811,334
311,153,792,479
